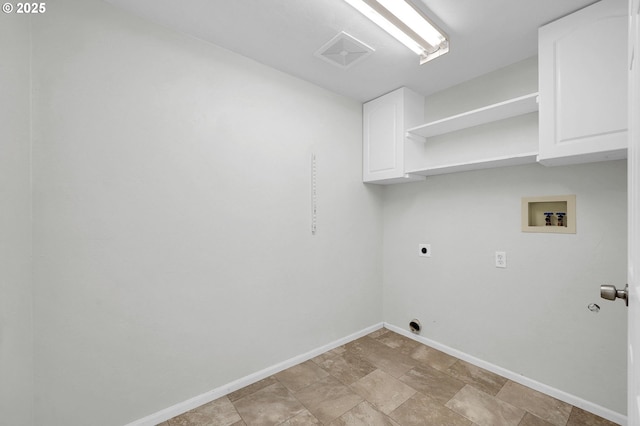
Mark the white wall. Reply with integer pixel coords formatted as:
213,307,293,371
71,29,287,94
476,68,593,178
383,59,628,414
31,1,382,424
0,13,34,426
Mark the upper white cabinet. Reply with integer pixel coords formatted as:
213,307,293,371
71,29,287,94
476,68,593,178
363,87,426,184
363,87,539,183
538,0,628,166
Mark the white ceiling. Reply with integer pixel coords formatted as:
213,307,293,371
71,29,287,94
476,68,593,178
102,0,598,102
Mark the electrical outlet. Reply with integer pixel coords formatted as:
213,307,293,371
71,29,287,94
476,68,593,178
495,251,507,268
418,244,431,257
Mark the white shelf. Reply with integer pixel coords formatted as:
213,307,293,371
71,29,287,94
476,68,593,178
407,152,538,176
406,92,539,138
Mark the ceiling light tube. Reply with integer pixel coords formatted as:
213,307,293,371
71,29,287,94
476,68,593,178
344,0,449,64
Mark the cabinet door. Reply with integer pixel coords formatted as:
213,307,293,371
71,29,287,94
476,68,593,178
363,88,425,184
538,0,628,165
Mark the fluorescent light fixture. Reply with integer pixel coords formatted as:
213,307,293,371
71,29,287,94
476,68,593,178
344,0,449,64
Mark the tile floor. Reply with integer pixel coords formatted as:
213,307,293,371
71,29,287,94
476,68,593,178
160,328,619,426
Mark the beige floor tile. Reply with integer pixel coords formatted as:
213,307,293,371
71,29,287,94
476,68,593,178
228,376,279,402
318,350,377,385
446,385,525,426
368,328,389,339
376,332,421,356
445,360,508,396
399,365,465,405
566,407,620,425
276,409,321,425
390,392,472,426
345,336,417,378
350,369,416,414
519,412,555,426
329,401,401,426
312,346,346,365
294,375,363,424
233,382,305,426
409,345,458,371
168,396,242,426
496,381,571,426
166,334,609,426
275,360,329,392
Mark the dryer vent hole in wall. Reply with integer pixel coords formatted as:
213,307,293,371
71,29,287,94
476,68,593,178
418,244,431,257
409,319,421,334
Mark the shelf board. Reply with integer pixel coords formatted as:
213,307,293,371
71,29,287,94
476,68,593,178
408,152,538,176
407,92,539,138
364,173,426,185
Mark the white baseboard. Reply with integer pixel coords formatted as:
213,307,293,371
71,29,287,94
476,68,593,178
383,322,627,426
124,323,384,426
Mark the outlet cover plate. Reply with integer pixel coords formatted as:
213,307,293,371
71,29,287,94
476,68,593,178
495,251,507,268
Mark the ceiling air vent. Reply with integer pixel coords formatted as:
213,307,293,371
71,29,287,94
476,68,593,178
314,32,374,69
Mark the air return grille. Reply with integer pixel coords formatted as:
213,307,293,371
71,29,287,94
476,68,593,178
314,32,374,69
